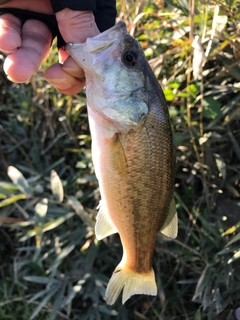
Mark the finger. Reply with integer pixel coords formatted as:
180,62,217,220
44,62,85,95
50,10,100,95
56,9,100,43
58,48,84,76
0,1,12,4
0,0,53,14
58,47,68,64
3,19,52,82
62,55,85,78
0,14,21,53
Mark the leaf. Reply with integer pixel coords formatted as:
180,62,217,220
228,129,240,161
178,279,198,284
222,222,240,236
84,241,99,270
42,212,75,232
29,285,60,320
0,217,24,223
226,232,240,247
228,250,240,264
7,166,32,195
219,55,240,81
192,35,206,79
50,282,66,320
193,265,209,300
18,212,75,242
213,288,222,314
35,198,48,220
226,0,238,8
67,196,94,227
199,132,221,145
163,88,175,101
24,276,51,284
99,305,118,316
47,244,76,273
28,288,52,303
217,246,239,255
202,98,222,119
50,170,64,202
189,84,198,95
216,15,228,33
194,309,202,320
34,198,48,248
62,278,87,307
44,157,66,174
0,182,19,192
214,153,226,180
0,194,28,208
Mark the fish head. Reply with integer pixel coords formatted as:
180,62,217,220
66,21,150,133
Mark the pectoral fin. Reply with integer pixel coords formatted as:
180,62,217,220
160,198,178,239
95,201,118,240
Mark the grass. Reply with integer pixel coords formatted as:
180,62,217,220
0,0,240,319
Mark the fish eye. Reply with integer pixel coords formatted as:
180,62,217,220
122,51,138,67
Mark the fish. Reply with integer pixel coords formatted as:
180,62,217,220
66,20,178,305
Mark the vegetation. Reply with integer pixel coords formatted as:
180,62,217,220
0,0,240,319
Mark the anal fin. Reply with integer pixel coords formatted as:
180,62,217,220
95,200,118,240
160,198,178,239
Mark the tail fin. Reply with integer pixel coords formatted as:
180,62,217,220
105,266,157,305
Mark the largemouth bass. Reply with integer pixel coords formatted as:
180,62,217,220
66,20,178,305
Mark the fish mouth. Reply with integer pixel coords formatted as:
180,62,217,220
88,20,127,44
66,20,127,55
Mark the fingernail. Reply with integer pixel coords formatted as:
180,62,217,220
62,66,85,79
48,79,73,90
62,67,77,73
6,74,31,83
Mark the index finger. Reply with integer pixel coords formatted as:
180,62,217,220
0,13,21,53
3,19,52,82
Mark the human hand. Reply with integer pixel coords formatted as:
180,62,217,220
0,0,100,94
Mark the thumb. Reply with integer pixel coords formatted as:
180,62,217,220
44,10,100,95
56,9,100,44
57,9,100,63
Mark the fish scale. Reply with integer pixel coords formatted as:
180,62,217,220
66,20,178,305
119,111,172,272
